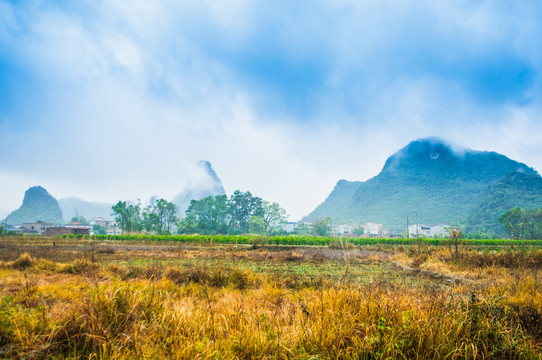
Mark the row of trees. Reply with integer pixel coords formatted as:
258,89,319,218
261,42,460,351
178,191,288,235
499,207,542,239
0,226,16,236
112,197,178,235
112,191,289,235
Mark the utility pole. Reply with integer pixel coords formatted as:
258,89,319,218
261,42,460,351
406,216,409,239
416,213,420,237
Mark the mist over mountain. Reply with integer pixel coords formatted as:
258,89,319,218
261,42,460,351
304,137,540,230
3,144,538,234
59,197,114,222
2,162,226,225
172,161,226,215
4,186,63,225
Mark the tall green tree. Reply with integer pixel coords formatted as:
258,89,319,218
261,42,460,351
499,207,542,239
141,197,178,234
142,210,159,233
352,226,365,236
261,201,288,233
177,191,289,235
312,217,332,237
177,217,199,234
499,207,525,239
228,191,263,233
524,209,542,240
92,224,107,235
112,201,141,233
153,199,178,234
293,223,312,235
185,195,229,234
142,196,158,233
248,216,266,234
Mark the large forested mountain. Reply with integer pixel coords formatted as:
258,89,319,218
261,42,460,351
304,137,540,230
5,186,63,225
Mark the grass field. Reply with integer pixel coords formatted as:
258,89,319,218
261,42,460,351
1,236,541,359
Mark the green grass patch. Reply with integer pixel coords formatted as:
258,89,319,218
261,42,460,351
88,234,542,247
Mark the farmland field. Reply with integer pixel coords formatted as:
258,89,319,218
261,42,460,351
1,236,541,359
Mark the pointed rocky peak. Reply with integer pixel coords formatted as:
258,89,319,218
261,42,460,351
172,160,226,215
22,186,55,205
197,160,221,182
192,160,226,194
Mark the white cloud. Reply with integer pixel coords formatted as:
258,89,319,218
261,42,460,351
1,0,542,221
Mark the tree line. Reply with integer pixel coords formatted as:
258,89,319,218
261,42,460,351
111,191,288,235
179,191,288,235
499,207,542,240
0,226,16,236
112,197,179,235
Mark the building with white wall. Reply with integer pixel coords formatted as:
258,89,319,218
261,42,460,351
408,224,450,238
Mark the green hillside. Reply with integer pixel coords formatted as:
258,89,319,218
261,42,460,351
304,138,539,230
463,172,542,236
5,186,63,225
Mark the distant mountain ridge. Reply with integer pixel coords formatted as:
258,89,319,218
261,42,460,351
5,186,63,225
59,197,114,222
304,137,540,231
172,160,226,215
2,161,226,226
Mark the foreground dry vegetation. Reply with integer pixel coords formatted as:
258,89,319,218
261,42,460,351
0,238,541,359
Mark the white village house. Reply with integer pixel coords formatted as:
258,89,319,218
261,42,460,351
330,222,383,237
408,224,450,238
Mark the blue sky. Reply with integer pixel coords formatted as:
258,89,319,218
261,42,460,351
1,0,542,220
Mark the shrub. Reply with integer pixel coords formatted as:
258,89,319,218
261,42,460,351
60,258,100,275
228,269,257,290
11,253,33,270
164,267,184,284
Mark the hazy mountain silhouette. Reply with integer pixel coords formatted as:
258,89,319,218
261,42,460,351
59,197,114,222
172,161,226,216
5,186,63,225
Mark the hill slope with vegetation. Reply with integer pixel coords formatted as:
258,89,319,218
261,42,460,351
463,172,542,236
305,137,539,230
5,186,63,225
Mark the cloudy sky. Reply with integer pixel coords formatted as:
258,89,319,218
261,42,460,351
1,0,542,221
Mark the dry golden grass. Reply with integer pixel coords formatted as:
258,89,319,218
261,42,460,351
0,239,541,359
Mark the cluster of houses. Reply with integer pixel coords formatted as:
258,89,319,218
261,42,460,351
330,223,450,238
330,222,385,237
282,222,451,238
8,218,450,239
7,217,121,236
